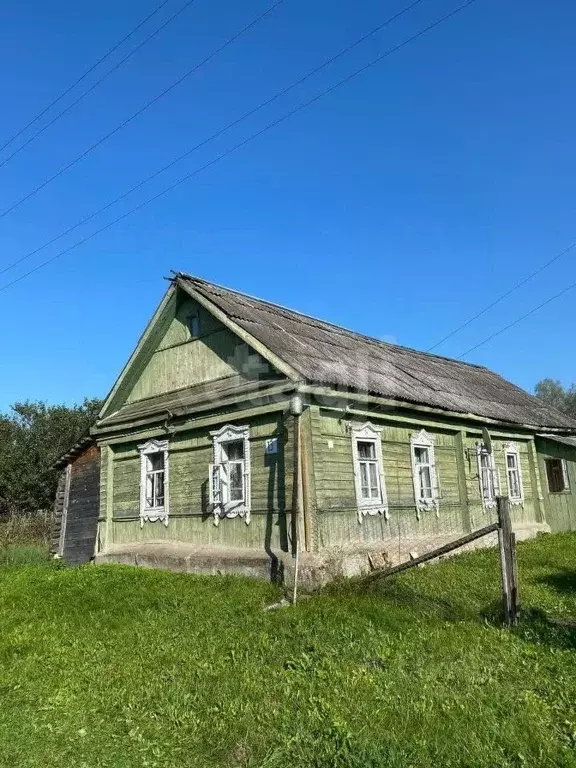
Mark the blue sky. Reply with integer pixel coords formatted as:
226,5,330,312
0,0,574,411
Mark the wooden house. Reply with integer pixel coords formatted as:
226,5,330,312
54,273,576,584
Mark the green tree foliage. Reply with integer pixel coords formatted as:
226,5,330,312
535,378,576,418
0,399,102,515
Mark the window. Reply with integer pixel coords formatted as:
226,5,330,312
351,423,388,523
546,458,570,493
410,430,439,516
414,446,433,499
477,443,499,509
145,452,165,509
504,443,523,504
209,425,251,525
138,439,169,526
187,312,200,338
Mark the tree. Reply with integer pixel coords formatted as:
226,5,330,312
534,379,576,419
0,398,102,516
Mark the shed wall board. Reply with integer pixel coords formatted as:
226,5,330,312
536,438,576,532
61,445,100,565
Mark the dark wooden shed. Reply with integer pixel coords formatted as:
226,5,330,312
52,437,100,565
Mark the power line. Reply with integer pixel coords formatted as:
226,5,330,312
0,0,286,222
0,0,199,171
0,0,173,155
427,240,576,352
0,0,479,294
0,0,428,278
458,277,576,358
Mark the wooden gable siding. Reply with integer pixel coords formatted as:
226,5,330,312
536,438,576,532
307,408,539,552
105,292,276,414
60,445,101,565
101,412,292,552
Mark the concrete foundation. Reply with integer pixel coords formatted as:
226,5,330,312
94,522,550,589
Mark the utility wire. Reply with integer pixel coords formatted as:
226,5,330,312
458,277,576,358
0,0,173,154
0,0,479,294
0,0,286,222
0,0,199,171
0,0,427,278
427,240,576,351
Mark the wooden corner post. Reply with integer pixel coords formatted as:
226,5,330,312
496,495,520,626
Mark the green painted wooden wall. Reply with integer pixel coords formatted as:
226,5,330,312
536,438,576,532
306,408,542,553
100,412,291,552
97,399,568,559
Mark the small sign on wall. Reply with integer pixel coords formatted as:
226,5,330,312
265,438,279,455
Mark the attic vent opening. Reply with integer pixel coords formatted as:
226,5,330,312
187,312,200,338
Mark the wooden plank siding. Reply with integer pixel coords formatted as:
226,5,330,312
536,438,576,532
310,410,542,551
61,445,101,565
121,297,274,405
50,469,68,555
98,400,553,559
104,412,290,552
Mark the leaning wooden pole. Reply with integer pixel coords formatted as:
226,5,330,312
364,522,499,583
496,496,519,626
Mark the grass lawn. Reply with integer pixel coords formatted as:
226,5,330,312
1,535,576,767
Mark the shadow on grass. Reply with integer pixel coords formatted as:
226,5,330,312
513,608,576,651
538,568,576,595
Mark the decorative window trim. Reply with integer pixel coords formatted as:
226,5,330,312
476,442,500,510
138,438,169,527
410,429,439,518
209,424,251,526
504,442,524,505
350,422,389,524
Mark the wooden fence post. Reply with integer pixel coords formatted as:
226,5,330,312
496,496,520,626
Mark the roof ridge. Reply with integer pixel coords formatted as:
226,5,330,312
174,271,487,371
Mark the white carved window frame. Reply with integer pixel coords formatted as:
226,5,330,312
209,424,251,526
138,438,169,527
351,422,389,524
504,442,524,505
410,429,439,518
476,442,500,510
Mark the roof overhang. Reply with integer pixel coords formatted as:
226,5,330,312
536,433,576,449
52,435,95,470
303,385,576,434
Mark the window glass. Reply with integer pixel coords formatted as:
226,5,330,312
506,452,521,499
419,465,432,498
188,313,200,337
145,451,165,509
357,441,376,460
224,440,244,461
147,452,164,472
355,439,380,501
414,446,429,465
546,458,568,493
229,463,244,501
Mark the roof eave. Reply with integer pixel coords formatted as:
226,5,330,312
302,384,576,433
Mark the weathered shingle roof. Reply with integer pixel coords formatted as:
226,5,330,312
177,273,576,431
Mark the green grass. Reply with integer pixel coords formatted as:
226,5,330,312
1,535,576,768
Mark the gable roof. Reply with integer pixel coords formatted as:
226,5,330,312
176,273,576,431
